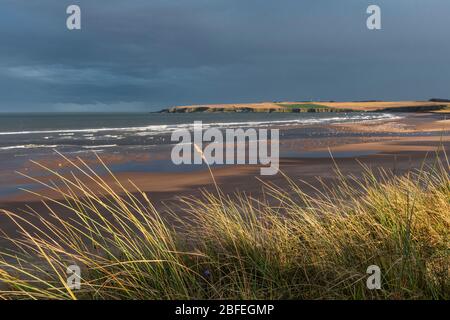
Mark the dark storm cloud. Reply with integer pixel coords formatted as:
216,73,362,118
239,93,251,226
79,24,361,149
0,0,450,112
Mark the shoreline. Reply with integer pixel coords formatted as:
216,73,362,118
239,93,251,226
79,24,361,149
0,113,448,206
0,112,449,257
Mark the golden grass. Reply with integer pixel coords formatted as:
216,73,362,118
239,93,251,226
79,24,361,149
0,152,448,300
319,101,449,111
171,101,448,112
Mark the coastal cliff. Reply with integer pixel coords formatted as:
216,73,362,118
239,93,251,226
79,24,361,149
159,101,450,113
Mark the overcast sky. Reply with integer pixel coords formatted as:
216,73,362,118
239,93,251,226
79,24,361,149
0,0,449,112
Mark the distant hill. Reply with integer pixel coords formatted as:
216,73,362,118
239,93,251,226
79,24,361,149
160,101,450,113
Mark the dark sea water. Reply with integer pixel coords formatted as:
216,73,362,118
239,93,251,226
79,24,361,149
0,112,399,155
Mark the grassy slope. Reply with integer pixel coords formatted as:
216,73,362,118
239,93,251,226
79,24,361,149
0,154,449,299
167,101,450,113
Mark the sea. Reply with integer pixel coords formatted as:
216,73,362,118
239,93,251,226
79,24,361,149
0,112,400,155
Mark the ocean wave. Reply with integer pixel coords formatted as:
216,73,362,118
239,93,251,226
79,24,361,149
189,114,402,128
102,134,124,139
0,113,401,136
0,144,59,150
0,125,172,136
82,145,118,149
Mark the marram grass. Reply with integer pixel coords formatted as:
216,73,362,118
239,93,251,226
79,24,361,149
0,153,448,300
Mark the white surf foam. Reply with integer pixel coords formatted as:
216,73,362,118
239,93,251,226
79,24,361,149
82,145,118,149
0,144,59,150
0,113,401,136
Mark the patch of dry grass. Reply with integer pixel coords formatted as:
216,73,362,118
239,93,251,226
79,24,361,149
0,153,448,300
